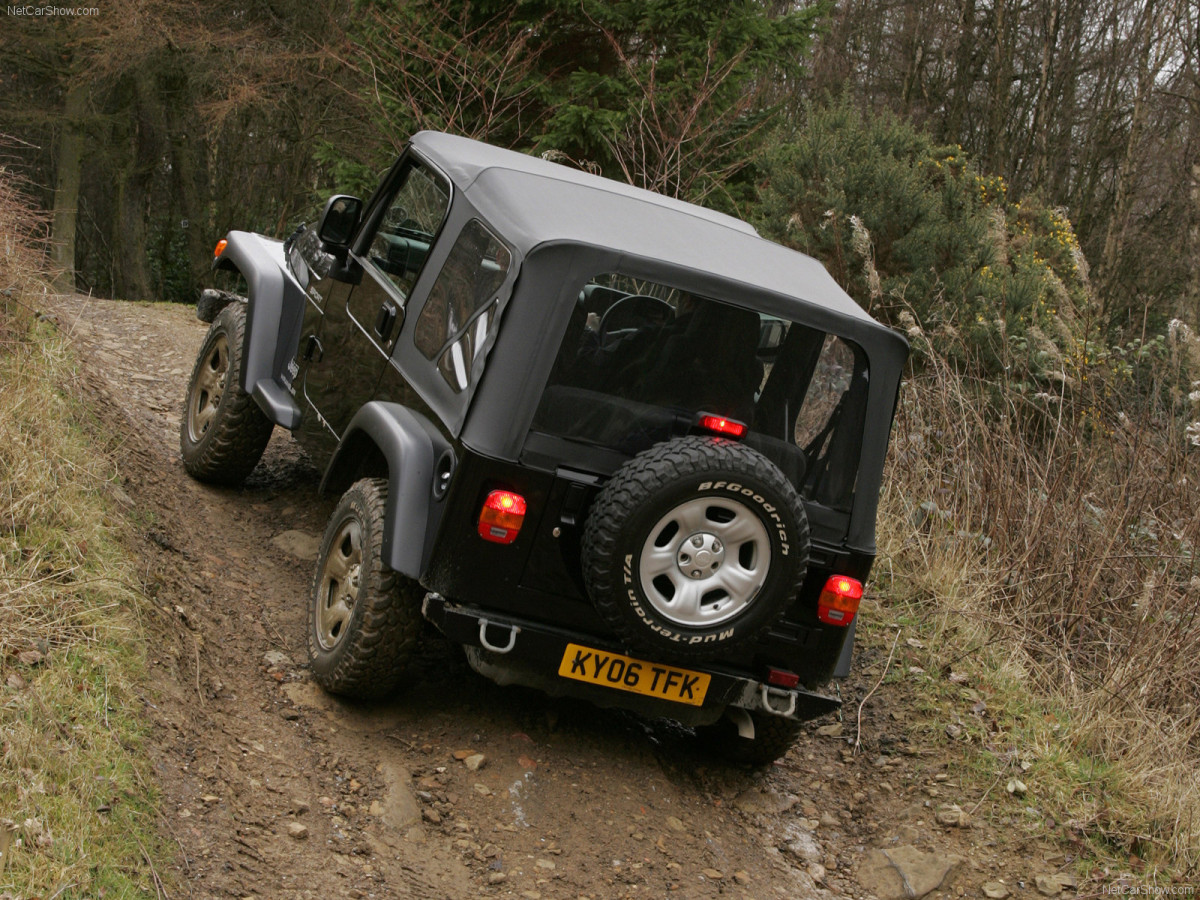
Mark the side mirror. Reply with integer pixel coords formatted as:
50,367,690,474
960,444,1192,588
316,194,363,251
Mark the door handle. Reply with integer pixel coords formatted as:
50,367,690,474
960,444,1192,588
303,334,323,363
374,301,398,343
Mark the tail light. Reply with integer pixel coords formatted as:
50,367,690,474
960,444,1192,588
478,490,526,544
767,667,800,688
817,575,863,626
698,414,747,438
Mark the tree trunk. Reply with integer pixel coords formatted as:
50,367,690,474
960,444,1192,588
165,68,209,298
50,81,88,294
945,0,978,143
108,72,157,302
985,0,1012,173
899,0,924,115
1045,1,1082,201
1098,0,1164,306
1189,160,1200,324
1021,0,1060,191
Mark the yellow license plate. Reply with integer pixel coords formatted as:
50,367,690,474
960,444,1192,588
557,643,710,706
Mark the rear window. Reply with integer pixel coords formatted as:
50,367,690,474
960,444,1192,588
529,274,869,511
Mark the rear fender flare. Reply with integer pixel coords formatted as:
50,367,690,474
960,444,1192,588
320,403,450,578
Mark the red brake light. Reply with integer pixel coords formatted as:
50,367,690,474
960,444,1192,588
478,490,526,544
698,415,747,438
213,239,228,258
817,575,864,626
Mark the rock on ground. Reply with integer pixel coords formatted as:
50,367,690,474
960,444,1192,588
270,530,321,560
856,845,962,900
782,822,824,863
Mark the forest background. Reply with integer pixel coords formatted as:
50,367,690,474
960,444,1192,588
2,0,1200,876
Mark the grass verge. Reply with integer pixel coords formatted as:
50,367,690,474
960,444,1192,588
1,175,171,897
868,341,1200,881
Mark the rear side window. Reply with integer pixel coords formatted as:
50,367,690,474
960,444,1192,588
529,273,869,511
795,337,854,449
414,219,512,391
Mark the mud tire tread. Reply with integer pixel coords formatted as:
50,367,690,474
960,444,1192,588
180,303,274,485
697,711,805,766
308,478,422,699
196,290,239,324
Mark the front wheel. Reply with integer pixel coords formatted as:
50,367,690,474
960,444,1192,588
180,303,274,485
307,478,422,699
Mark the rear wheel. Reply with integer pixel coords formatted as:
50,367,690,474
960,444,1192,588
697,710,804,766
308,478,422,699
180,303,274,485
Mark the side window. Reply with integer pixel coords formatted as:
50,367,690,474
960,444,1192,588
794,336,855,450
366,164,450,300
414,219,512,391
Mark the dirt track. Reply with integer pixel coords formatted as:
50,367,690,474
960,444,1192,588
52,296,1051,900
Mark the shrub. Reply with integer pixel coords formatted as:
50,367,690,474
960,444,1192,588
755,103,1200,873
756,102,1092,388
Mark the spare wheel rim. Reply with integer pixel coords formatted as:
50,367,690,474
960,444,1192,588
637,496,770,628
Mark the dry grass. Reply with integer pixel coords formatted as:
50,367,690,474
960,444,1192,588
875,332,1200,876
0,168,169,896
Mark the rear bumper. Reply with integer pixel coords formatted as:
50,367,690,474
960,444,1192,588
421,592,839,727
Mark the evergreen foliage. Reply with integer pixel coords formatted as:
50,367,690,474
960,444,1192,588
756,103,1095,388
527,0,827,203
345,0,826,204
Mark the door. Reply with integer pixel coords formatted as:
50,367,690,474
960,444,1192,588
299,158,452,445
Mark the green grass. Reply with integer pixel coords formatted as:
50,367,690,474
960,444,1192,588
0,303,172,897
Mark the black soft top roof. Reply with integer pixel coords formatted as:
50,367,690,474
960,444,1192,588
409,131,881,330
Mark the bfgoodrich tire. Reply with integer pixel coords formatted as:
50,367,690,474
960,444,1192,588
582,436,810,662
179,303,274,485
307,478,422,699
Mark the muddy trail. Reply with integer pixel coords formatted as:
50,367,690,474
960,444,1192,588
51,296,1061,900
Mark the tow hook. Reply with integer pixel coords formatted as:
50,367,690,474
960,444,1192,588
759,684,797,717
478,618,521,654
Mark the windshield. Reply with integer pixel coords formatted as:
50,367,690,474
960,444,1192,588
529,274,869,511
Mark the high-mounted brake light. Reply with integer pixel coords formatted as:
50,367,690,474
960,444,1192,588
213,239,228,258
817,575,864,626
698,415,747,438
477,490,527,544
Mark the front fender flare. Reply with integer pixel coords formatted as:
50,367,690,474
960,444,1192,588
320,403,450,579
214,231,304,428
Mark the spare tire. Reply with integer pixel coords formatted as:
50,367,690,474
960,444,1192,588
582,436,810,662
